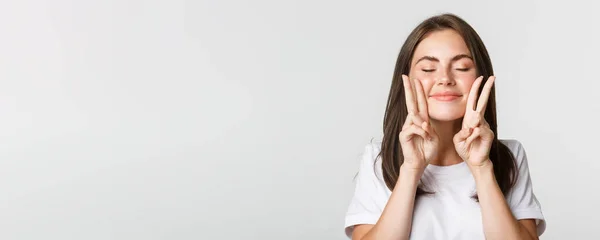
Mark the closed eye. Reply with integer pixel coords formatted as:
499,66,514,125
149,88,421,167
456,68,470,71
422,69,435,72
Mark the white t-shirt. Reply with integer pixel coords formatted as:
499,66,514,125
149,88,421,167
344,139,546,239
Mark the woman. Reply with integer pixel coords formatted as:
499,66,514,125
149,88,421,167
344,14,546,239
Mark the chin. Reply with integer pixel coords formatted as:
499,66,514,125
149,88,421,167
430,115,463,122
428,109,465,122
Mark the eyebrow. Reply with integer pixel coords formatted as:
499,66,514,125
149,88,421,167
415,54,473,64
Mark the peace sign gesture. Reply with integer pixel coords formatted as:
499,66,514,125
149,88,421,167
399,75,440,171
453,76,496,167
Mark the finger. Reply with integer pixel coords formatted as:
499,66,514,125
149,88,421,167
481,118,490,128
476,76,495,114
481,127,495,141
464,114,483,129
453,127,472,143
402,75,418,114
465,127,482,146
399,124,431,142
421,121,434,139
402,112,426,131
425,121,438,136
467,76,484,111
414,79,429,121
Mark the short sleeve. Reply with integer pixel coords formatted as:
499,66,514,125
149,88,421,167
504,140,547,236
343,142,389,238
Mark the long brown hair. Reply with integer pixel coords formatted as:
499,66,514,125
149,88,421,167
378,13,518,197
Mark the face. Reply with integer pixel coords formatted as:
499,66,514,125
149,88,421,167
409,29,478,122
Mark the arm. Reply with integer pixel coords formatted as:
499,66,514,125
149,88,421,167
353,166,422,240
351,76,440,239
471,162,539,240
453,76,542,240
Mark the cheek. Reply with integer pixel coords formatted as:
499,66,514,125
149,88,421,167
418,79,435,93
409,71,435,92
457,77,477,93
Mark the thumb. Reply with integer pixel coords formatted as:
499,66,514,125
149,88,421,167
453,128,472,144
425,122,438,140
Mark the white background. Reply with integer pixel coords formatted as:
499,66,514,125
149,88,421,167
0,0,598,239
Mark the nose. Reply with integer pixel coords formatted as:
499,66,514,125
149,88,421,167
436,71,456,86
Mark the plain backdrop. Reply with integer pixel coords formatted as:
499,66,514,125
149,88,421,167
0,0,598,239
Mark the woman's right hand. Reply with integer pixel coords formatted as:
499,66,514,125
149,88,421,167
398,75,440,171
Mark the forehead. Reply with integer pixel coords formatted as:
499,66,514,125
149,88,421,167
412,29,471,62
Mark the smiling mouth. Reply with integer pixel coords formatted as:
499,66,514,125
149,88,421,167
431,95,461,101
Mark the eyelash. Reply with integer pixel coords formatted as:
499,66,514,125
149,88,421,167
421,68,470,72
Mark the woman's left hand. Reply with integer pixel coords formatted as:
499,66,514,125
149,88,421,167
453,76,496,168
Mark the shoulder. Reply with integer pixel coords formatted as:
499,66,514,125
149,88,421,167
355,139,387,187
357,139,383,171
499,139,546,235
498,138,528,167
498,138,523,155
344,140,389,238
358,140,385,173
363,139,383,161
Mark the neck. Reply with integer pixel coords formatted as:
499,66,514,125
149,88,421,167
430,118,464,166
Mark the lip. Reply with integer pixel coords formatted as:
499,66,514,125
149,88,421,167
431,95,460,101
430,91,462,101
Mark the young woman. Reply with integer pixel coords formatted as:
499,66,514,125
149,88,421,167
344,14,546,240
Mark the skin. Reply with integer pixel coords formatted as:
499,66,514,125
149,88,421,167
352,29,539,240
